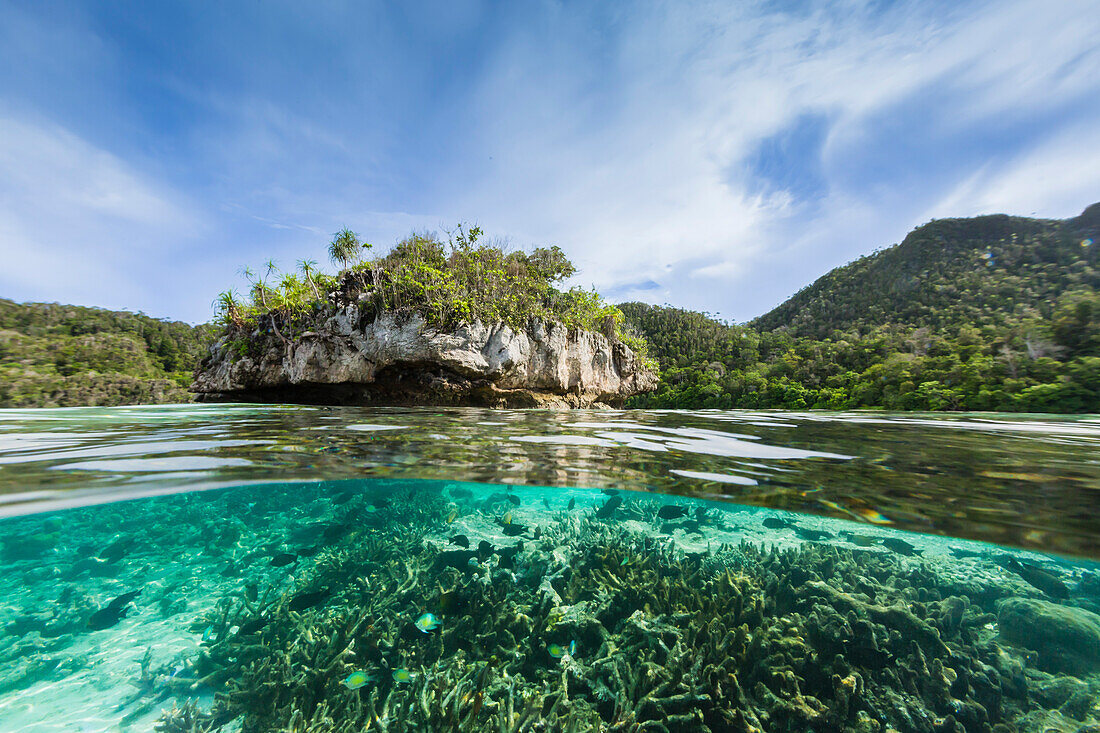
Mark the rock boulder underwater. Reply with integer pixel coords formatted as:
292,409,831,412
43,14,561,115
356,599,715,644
997,597,1100,675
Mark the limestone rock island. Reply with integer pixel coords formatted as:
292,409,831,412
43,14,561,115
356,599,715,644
191,228,658,407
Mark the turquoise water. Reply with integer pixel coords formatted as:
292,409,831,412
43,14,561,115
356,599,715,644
1,406,1099,731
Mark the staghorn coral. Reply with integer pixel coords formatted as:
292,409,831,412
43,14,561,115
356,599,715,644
158,505,1100,733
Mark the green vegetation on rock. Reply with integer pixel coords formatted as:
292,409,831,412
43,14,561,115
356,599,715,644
216,226,654,367
0,299,214,408
6,203,1100,411
626,204,1100,412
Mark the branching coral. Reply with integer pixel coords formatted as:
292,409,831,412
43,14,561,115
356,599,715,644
158,504,1093,732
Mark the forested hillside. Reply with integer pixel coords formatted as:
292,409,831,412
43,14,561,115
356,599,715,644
0,299,214,407
754,204,1100,337
4,204,1098,412
625,203,1100,412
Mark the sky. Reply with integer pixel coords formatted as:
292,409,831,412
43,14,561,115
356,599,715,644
1,0,1098,325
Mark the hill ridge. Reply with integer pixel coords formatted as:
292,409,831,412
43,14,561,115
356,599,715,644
624,203,1100,412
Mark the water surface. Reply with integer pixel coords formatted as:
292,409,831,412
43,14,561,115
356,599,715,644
1,405,1098,555
1,406,1099,731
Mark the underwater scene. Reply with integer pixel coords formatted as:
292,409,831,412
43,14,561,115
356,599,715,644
1,406,1099,732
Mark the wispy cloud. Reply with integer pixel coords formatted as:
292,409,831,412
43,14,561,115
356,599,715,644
0,113,203,314
451,0,1100,319
0,0,1096,323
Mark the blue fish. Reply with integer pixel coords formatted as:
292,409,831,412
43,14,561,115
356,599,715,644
415,612,441,633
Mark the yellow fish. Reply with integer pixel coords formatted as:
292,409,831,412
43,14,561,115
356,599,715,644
446,508,458,524
342,670,373,690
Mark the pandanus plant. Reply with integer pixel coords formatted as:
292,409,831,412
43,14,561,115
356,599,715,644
329,228,361,272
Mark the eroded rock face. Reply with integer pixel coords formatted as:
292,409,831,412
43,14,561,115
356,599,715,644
191,309,658,408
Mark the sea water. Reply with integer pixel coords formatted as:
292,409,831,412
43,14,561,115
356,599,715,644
0,406,1098,731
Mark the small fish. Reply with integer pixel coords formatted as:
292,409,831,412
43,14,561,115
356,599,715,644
438,588,460,612
107,589,142,610
497,542,524,570
415,612,441,633
949,547,984,559
237,616,269,636
840,532,878,548
87,603,132,630
502,511,513,525
323,522,352,542
507,494,521,506
392,668,415,684
289,587,331,612
1001,557,1069,599
449,534,470,548
595,496,623,519
270,552,298,567
762,517,794,530
446,508,458,524
881,538,922,557
501,523,527,537
795,528,833,542
201,625,215,642
437,549,478,570
657,505,688,521
342,670,374,690
97,538,133,564
548,640,577,658
477,540,494,557
601,489,619,496
297,544,323,558
567,498,576,511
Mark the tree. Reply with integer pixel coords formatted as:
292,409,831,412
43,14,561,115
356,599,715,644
329,228,362,271
298,259,320,299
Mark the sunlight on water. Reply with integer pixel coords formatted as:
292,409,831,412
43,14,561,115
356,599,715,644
0,406,1099,729
1,404,1098,555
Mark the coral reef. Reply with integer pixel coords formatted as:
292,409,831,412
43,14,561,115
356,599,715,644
147,486,1100,732
3,477,1099,731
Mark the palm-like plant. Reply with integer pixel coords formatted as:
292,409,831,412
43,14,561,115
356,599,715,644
213,289,242,326
298,259,320,299
329,228,361,271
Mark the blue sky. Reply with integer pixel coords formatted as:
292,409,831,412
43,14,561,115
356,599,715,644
1,0,1098,324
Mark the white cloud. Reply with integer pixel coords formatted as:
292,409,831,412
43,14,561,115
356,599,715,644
0,113,202,314
926,121,1100,220
446,0,1100,318
2,0,1098,324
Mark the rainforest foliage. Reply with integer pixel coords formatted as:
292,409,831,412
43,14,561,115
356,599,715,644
625,205,1100,412
0,299,214,407
217,226,653,363
6,205,1099,411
